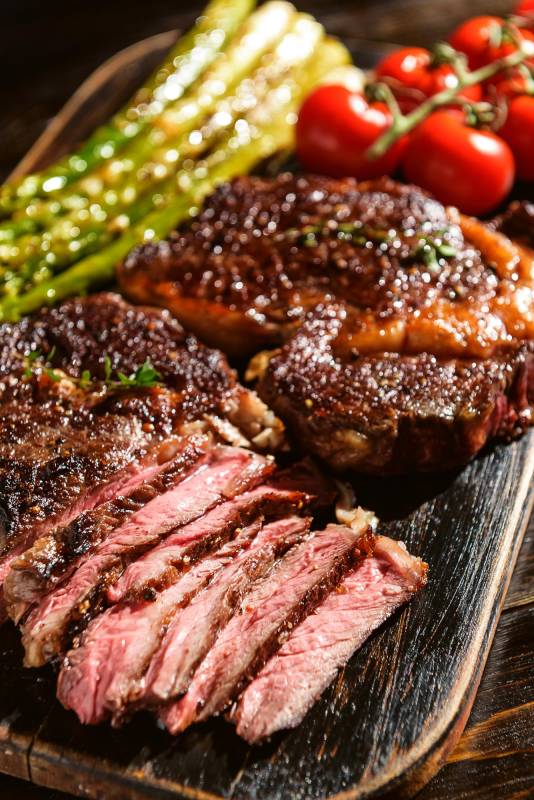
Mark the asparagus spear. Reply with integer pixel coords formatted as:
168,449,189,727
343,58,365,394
0,37,350,321
1,1,295,243
0,1,296,268
1,10,318,295
0,0,255,217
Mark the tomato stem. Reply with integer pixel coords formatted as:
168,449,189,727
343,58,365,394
366,39,534,159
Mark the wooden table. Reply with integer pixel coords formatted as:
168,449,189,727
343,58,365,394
1,1,532,797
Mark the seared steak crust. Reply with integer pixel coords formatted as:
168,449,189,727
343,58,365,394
119,174,534,359
0,294,281,557
257,305,534,473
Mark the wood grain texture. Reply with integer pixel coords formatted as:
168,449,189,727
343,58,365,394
0,2,533,798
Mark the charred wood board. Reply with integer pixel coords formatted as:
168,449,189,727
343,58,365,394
1,30,533,800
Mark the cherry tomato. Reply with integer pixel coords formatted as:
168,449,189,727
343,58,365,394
515,0,534,15
402,110,515,215
485,66,533,99
449,16,534,70
375,46,482,111
296,84,406,179
498,95,534,180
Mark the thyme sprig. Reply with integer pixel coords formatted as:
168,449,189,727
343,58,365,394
22,349,163,391
282,221,457,271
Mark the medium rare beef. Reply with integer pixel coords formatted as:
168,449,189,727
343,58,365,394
0,292,282,614
20,446,272,667
58,515,310,725
233,535,427,743
256,304,534,473
4,434,212,621
161,518,374,735
119,174,534,360
144,516,310,704
108,481,310,604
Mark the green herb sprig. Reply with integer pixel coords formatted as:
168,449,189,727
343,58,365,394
282,221,457,272
23,349,163,391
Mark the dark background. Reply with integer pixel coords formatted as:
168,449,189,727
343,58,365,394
0,1,532,798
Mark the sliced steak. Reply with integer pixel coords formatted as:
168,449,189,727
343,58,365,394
233,536,427,743
0,292,283,564
256,304,534,473
108,482,309,604
144,516,309,704
119,174,534,360
20,447,272,666
3,434,212,621
161,520,374,735
58,517,308,725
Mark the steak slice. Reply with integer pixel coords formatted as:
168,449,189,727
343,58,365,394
58,516,309,725
233,535,427,743
161,519,374,735
256,304,534,473
108,482,309,604
119,174,534,360
144,516,309,704
0,292,283,563
21,446,271,666
3,434,212,621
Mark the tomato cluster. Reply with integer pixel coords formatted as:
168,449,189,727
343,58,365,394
296,8,534,216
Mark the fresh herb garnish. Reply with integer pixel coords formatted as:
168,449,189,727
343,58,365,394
282,220,457,273
414,235,457,272
22,350,163,391
115,359,164,389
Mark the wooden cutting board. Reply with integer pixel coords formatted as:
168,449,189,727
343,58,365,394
1,31,533,800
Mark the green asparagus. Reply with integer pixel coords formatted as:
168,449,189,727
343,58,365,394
0,37,350,321
1,1,294,243
2,12,322,296
0,0,255,217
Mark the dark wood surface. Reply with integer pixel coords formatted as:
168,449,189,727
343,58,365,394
0,1,533,798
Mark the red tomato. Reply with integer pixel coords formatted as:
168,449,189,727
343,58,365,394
515,0,534,15
375,46,482,111
449,16,534,69
296,85,405,179
402,110,515,215
485,67,533,99
498,95,534,180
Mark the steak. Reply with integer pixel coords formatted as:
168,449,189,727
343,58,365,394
256,304,534,473
233,535,427,743
161,519,374,735
119,174,534,360
108,481,310,604
0,293,283,573
492,200,534,250
58,514,310,725
144,516,309,704
4,434,212,621
118,174,534,472
20,446,272,666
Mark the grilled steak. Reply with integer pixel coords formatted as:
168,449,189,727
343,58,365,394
108,480,311,604
58,507,310,725
0,292,282,611
233,535,427,743
492,200,534,250
4,434,211,621
119,174,534,360
118,175,534,472
256,304,534,473
144,516,309,704
20,446,272,666
161,519,374,735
